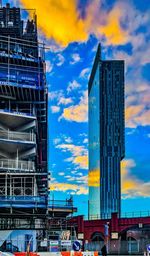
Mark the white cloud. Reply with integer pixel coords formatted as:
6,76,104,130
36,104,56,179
56,143,88,170
48,90,63,101
46,60,53,73
56,53,65,66
70,53,81,64
83,138,88,144
64,137,73,143
51,105,60,113
50,182,88,195
58,172,65,176
49,90,73,106
58,97,73,105
67,80,81,93
80,67,90,79
53,138,61,145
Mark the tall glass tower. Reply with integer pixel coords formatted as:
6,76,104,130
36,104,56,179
88,44,125,219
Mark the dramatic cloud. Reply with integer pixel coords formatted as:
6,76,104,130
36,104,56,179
59,90,88,122
19,0,144,47
20,0,87,47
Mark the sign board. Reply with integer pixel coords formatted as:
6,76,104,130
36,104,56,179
78,233,84,240
50,240,59,246
111,232,118,239
0,65,44,89
40,239,47,247
147,245,150,252
73,241,81,251
61,240,71,246
49,240,59,252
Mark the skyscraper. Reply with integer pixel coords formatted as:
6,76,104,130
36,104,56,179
88,44,125,219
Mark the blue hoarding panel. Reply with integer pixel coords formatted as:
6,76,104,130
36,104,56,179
0,64,44,89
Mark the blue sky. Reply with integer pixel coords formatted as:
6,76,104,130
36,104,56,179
7,0,150,217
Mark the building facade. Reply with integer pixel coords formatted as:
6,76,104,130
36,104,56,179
0,3,48,229
88,44,125,219
0,4,77,251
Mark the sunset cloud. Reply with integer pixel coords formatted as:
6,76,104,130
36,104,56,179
121,159,150,199
19,0,139,47
125,105,150,128
20,0,87,47
59,90,88,122
73,155,88,170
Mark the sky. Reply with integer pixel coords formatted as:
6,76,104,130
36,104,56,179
6,0,150,217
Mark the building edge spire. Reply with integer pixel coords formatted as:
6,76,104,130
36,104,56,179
88,43,101,94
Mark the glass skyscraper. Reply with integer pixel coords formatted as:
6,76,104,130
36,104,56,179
88,44,125,219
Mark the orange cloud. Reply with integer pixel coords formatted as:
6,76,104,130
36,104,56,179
20,0,87,47
59,90,88,122
125,105,150,128
73,155,88,169
20,0,131,47
56,143,88,169
121,159,150,198
95,4,128,45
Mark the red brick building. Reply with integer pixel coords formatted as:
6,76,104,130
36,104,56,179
71,213,150,254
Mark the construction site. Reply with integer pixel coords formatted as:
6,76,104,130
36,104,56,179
1,2,150,256
0,2,77,252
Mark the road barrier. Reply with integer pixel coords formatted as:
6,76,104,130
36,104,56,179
14,252,98,256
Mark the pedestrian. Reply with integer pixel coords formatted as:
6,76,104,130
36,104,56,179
101,244,107,256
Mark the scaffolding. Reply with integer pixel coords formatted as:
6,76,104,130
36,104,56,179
0,4,48,227
0,4,77,239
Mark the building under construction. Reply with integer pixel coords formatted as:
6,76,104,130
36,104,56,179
0,3,76,252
